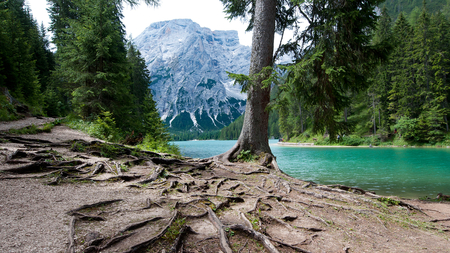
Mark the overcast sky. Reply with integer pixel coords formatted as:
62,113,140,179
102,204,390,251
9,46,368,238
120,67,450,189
25,0,254,46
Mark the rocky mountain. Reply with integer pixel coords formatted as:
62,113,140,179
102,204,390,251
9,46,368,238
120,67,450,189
134,19,250,132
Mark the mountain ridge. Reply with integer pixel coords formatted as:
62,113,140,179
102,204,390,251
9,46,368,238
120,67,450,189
134,19,250,132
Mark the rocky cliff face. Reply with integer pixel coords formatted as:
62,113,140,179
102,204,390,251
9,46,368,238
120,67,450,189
134,19,250,132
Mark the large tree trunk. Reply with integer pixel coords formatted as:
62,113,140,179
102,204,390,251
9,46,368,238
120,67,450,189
216,0,277,164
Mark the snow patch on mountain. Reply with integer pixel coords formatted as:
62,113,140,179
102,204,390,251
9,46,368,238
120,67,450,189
134,19,250,131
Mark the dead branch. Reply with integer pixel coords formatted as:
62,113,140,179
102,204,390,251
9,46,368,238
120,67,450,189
206,207,233,253
226,224,280,253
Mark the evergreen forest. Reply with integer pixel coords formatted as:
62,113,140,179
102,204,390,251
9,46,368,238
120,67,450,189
0,0,175,153
277,4,450,146
1,0,450,147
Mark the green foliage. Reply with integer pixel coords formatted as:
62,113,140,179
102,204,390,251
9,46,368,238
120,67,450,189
137,133,180,155
377,197,401,206
236,150,257,162
280,0,387,140
382,0,447,21
0,0,53,112
92,112,121,142
161,217,186,242
47,0,174,153
66,113,122,142
278,3,450,146
0,94,18,121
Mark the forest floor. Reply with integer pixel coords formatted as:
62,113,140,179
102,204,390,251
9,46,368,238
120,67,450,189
0,118,449,253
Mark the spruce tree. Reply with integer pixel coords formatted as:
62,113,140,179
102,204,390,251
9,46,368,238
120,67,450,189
0,0,41,107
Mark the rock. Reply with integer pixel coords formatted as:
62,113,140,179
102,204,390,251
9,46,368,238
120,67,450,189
134,19,250,132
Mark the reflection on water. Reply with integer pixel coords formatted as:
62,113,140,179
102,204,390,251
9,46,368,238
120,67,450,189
173,140,450,199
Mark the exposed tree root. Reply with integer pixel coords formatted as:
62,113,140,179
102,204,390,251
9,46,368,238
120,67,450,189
143,198,163,209
137,166,164,184
264,213,323,232
66,216,76,253
429,217,450,222
123,211,178,253
207,207,233,253
3,161,51,174
327,184,368,195
268,237,311,253
169,225,197,253
226,224,280,253
117,217,163,234
100,232,137,250
70,212,105,221
66,199,123,215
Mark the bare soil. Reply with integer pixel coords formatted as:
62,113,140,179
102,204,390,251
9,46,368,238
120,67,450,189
0,118,449,253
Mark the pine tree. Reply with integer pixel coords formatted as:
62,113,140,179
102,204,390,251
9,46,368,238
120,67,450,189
370,6,394,136
284,0,386,140
54,0,133,127
0,0,41,107
388,13,414,120
430,12,450,133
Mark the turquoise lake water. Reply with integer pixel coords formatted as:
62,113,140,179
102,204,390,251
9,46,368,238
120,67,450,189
173,140,450,199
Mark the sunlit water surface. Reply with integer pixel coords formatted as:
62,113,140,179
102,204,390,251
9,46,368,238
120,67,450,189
173,140,450,199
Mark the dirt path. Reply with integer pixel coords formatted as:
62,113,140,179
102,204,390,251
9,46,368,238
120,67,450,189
0,121,449,253
0,117,57,131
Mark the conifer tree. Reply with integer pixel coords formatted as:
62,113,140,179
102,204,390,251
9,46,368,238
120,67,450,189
0,0,41,107
388,13,414,120
285,0,386,140
370,6,394,136
430,12,450,133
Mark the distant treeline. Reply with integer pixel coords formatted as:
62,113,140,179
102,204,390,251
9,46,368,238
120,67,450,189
171,111,280,141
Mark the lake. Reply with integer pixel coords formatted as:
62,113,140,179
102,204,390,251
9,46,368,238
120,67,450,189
173,140,450,199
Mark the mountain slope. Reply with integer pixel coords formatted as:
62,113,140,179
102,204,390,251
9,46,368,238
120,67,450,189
134,19,250,132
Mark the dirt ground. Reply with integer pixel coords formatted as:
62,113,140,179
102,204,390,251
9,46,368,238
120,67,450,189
0,118,449,253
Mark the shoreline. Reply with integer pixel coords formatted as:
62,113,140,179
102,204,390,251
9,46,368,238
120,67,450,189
276,141,450,148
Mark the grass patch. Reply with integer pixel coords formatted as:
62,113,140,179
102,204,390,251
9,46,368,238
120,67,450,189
377,197,401,206
162,217,187,242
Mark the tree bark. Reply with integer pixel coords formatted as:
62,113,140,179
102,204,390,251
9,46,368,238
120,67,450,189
217,0,277,162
